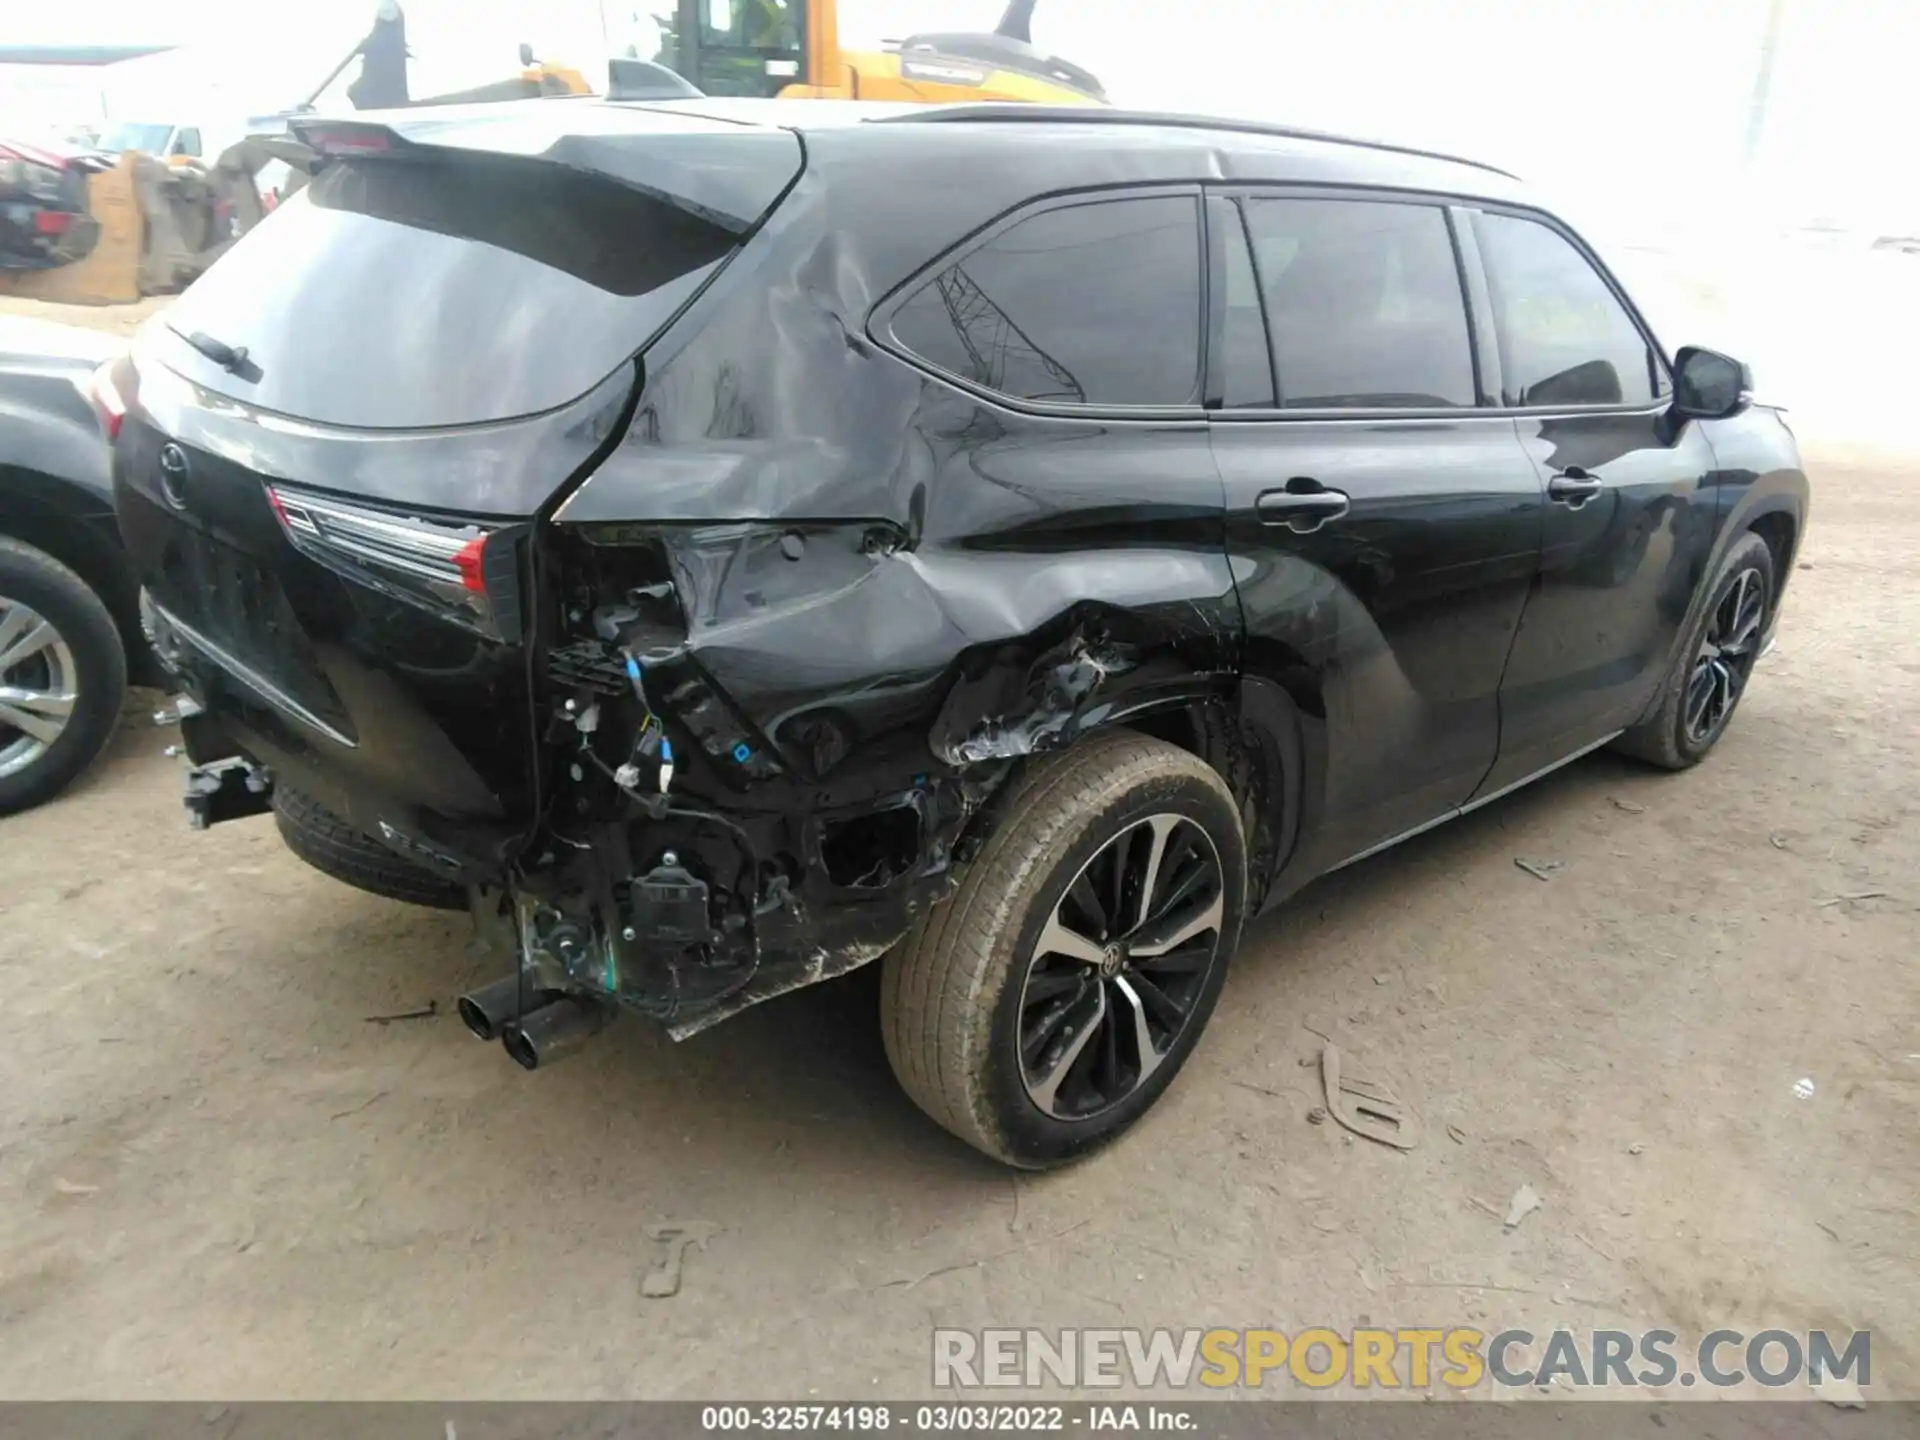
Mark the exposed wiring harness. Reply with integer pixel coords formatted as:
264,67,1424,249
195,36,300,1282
580,746,763,951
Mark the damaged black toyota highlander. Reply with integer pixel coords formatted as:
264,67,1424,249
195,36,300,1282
109,101,1807,1167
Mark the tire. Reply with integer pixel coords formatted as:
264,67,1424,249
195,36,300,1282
1613,531,1775,770
0,535,127,817
273,787,468,910
881,731,1247,1169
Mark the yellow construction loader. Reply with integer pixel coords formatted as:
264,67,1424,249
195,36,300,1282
1,0,1103,306
632,0,1106,106
0,4,595,307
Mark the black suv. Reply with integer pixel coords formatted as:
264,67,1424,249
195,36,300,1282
111,102,1807,1167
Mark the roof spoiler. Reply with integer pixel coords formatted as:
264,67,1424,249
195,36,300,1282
281,107,804,236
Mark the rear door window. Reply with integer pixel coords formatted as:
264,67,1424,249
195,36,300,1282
1473,211,1660,407
887,194,1204,408
155,153,741,430
1239,196,1476,409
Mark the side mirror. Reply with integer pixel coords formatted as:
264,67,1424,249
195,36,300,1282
518,41,537,66
1672,346,1753,420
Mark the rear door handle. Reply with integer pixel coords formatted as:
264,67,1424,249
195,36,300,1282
1257,485,1350,533
1547,469,1604,506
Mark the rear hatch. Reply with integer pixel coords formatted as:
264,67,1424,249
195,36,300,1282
112,104,801,867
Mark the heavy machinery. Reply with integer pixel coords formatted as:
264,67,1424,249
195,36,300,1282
0,4,591,306
632,0,1105,105
305,1,1103,112
303,0,1113,112
0,0,1102,305
290,1,595,111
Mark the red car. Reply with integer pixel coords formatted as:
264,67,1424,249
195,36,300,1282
0,138,103,271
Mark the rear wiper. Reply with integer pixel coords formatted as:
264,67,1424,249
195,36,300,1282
181,330,252,375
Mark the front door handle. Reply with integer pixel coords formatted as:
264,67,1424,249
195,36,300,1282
1547,469,1604,506
1257,485,1350,533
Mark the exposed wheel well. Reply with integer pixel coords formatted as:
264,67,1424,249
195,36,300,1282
956,696,1296,915
1747,511,1798,593
1121,698,1294,912
1124,705,1205,757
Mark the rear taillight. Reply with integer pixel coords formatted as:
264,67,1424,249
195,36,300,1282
288,121,404,158
452,536,489,594
302,127,391,155
87,355,131,441
265,483,519,640
32,209,75,235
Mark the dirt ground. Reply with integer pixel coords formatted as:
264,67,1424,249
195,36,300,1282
0,294,172,337
0,298,1914,1401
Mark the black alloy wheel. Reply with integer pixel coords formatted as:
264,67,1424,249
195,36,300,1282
1018,813,1227,1120
1613,529,1776,770
881,730,1246,1168
1683,564,1766,746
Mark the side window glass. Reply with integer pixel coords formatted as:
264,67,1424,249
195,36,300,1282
175,128,202,158
1241,197,1475,409
1474,211,1658,407
1221,203,1275,407
690,0,804,94
889,195,1203,407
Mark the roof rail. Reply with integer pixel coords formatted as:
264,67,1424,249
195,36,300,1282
869,104,1519,181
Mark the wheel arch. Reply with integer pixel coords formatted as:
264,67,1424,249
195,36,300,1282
0,466,156,685
1745,507,1799,590
1632,491,1800,733
961,680,1307,918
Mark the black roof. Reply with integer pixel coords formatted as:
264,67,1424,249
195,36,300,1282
329,97,1533,232
871,103,1519,180
720,101,1533,296
622,99,1530,202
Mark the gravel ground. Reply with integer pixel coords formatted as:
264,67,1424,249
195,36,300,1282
0,297,1914,1402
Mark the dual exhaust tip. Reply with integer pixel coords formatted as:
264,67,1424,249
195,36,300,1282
457,975,613,1070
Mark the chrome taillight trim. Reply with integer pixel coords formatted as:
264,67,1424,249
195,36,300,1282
265,482,497,633
271,487,482,565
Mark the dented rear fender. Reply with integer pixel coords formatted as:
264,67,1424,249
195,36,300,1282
509,175,1288,1029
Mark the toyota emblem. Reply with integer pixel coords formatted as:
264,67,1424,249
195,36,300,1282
157,442,190,510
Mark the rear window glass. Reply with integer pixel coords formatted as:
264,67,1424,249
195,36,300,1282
157,155,737,429
887,194,1204,408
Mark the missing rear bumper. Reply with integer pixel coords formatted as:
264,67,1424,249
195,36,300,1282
183,759,273,829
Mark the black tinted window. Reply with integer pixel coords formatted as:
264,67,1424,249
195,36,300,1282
889,195,1203,407
1475,211,1657,407
158,155,736,429
1242,197,1475,409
